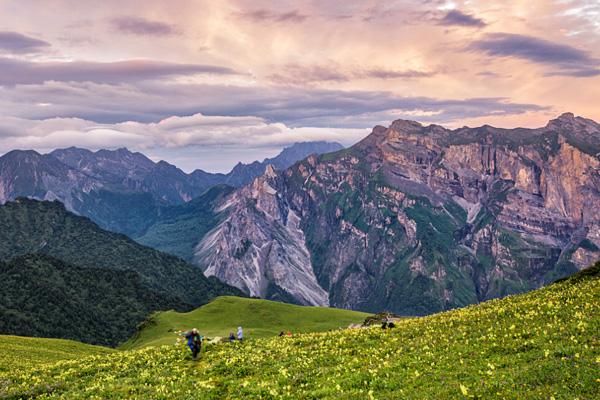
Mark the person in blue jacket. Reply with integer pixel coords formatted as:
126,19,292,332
185,328,203,359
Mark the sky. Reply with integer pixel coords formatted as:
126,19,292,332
0,0,599,172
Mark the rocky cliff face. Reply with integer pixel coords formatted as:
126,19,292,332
195,165,329,306
195,113,600,313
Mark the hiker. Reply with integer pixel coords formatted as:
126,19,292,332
229,332,236,342
185,328,203,360
278,331,285,337
237,326,243,341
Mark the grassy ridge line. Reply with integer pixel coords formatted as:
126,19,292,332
122,296,370,350
1,264,598,399
0,335,114,372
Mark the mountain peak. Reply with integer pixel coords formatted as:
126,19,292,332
223,141,344,187
264,163,277,178
546,112,600,132
62,146,89,152
390,119,424,133
547,112,583,127
274,141,344,161
3,149,42,158
558,112,576,120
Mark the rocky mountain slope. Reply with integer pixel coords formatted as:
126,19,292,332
51,147,204,204
195,113,600,313
0,147,205,236
0,142,342,237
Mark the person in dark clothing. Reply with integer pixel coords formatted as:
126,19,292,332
229,332,236,342
185,328,203,359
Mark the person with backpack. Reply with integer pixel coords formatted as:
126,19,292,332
184,328,203,360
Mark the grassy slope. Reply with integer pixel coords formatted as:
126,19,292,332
2,263,598,399
0,335,114,373
122,296,370,349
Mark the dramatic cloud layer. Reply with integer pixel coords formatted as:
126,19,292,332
0,114,365,148
470,33,600,77
0,80,545,126
439,10,486,27
234,9,308,23
0,57,238,85
0,31,50,54
0,0,598,171
267,64,437,84
0,114,367,171
111,16,180,36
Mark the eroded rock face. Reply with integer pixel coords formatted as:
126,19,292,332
195,165,329,306
195,114,600,314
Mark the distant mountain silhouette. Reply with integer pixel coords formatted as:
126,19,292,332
0,141,343,236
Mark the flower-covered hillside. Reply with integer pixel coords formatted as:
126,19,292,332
1,262,598,399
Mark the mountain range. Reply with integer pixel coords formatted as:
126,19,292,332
192,113,600,314
1,114,599,319
0,141,343,237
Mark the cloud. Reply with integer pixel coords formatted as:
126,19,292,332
438,10,486,28
0,113,366,154
268,64,349,84
0,79,547,128
0,113,366,172
234,9,308,23
469,33,600,77
267,64,437,84
111,16,179,36
363,68,436,79
0,57,238,85
0,31,51,54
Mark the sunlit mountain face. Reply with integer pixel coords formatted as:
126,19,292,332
1,0,599,172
